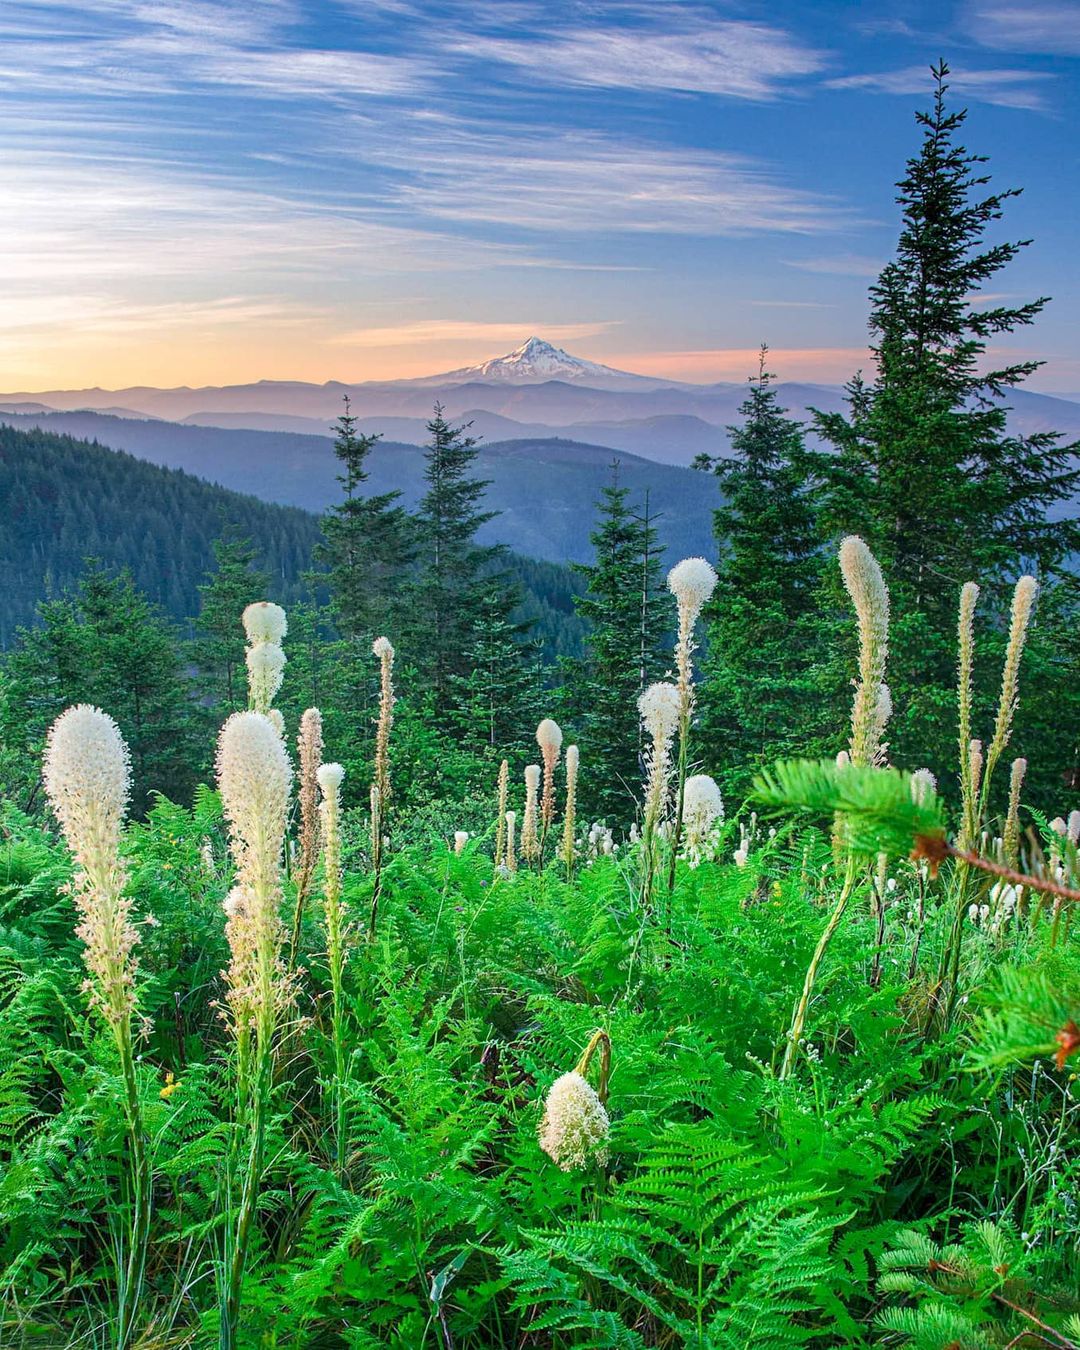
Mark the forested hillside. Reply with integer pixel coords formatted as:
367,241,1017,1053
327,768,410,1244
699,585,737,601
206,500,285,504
0,423,586,654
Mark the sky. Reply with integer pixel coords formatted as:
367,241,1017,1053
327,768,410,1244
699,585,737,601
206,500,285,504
2,0,1079,392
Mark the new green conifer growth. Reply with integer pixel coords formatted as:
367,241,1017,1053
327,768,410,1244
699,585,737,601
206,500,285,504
43,705,149,1350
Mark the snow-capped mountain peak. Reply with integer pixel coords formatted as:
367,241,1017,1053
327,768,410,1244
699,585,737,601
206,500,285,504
434,337,651,387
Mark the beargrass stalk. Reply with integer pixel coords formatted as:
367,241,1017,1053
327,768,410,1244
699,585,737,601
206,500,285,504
561,745,579,880
521,765,541,865
1003,757,1026,873
369,637,395,936
538,1029,611,1171
494,758,509,869
957,582,980,849
664,558,717,894
216,711,292,1350
637,681,680,916
317,762,348,1174
289,707,323,969
783,538,888,1077
242,602,287,716
944,577,1037,1020
780,855,859,1080
505,810,517,875
44,706,148,1350
536,719,563,863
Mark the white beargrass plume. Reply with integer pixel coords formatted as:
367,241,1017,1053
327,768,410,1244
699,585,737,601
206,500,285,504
454,831,469,855
561,745,579,879
494,759,509,869
980,576,1038,815
372,637,394,811
1003,758,1027,872
838,536,890,767
538,1029,611,1172
666,558,718,883
44,705,135,1031
217,712,293,1037
246,641,286,716
243,601,287,645
216,710,292,1347
910,768,937,805
957,582,980,847
639,682,680,829
505,810,517,875
43,706,148,1350
536,718,563,853
317,761,348,1173
521,765,541,863
638,681,680,913
682,774,724,865
289,708,324,967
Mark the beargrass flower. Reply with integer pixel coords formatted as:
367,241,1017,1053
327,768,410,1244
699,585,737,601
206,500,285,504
838,536,889,767
522,764,541,862
242,601,287,645
682,773,724,863
536,719,563,842
538,1072,610,1171
246,642,286,716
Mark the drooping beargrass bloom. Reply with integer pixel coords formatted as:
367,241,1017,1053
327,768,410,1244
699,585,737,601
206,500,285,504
316,762,347,1174
666,557,717,891
494,759,509,869
561,745,579,880
216,711,292,1350
44,706,148,1350
838,536,890,768
536,718,563,859
638,681,680,915
289,707,323,969
538,1029,611,1171
521,764,541,864
505,810,517,875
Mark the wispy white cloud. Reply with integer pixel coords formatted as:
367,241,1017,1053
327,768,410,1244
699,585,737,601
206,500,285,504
373,125,854,235
783,254,885,277
329,319,618,347
459,17,825,100
826,65,1055,112
965,1,1080,55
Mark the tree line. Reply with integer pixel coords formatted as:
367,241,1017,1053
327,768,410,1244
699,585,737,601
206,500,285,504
1,65,1077,822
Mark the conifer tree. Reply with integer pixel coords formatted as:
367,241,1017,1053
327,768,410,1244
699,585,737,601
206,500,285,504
317,396,413,640
813,63,1080,780
564,469,668,822
695,349,823,796
451,585,544,760
2,566,199,811
405,406,500,714
193,532,269,711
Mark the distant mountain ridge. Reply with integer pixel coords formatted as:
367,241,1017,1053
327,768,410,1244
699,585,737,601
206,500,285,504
0,409,722,566
4,336,1077,467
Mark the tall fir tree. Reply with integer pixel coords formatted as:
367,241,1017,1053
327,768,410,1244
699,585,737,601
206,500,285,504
193,532,269,712
405,406,501,714
695,349,824,797
316,396,413,641
813,63,1080,787
564,469,668,823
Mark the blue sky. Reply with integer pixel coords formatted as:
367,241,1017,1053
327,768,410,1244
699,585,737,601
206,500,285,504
2,0,1078,390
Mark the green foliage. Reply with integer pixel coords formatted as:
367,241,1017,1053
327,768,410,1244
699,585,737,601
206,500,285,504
753,758,947,859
